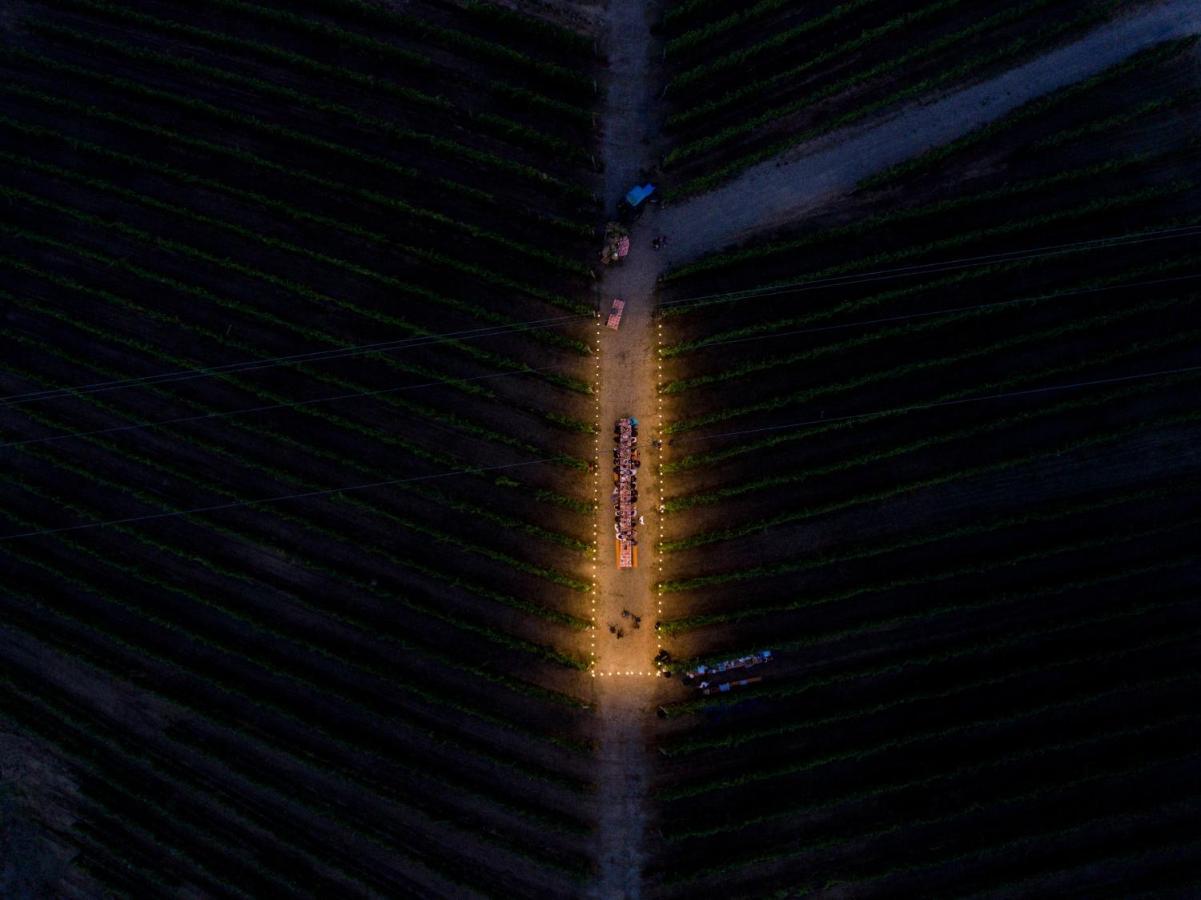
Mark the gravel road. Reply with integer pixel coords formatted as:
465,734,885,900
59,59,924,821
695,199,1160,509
657,0,1201,264
589,0,665,897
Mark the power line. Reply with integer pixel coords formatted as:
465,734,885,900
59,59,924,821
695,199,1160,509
658,224,1201,313
0,457,564,543
672,363,1201,445
662,225,1201,307
693,272,1201,348
6,364,1196,542
0,309,593,407
3,222,1197,408
0,365,569,450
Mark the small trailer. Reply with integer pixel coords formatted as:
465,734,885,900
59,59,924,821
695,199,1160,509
600,222,630,265
699,676,762,696
606,297,626,330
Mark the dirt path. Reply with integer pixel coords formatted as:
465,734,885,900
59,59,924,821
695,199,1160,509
599,0,659,210
588,0,666,896
586,250,665,893
592,232,661,680
656,0,1201,264
586,682,660,900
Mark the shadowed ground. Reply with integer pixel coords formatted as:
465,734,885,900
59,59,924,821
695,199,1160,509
586,2,1201,896
656,0,1201,264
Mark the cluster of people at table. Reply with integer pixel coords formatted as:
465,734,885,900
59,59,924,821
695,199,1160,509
612,418,640,545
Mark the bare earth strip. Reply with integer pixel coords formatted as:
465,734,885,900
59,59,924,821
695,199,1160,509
657,0,1201,264
587,687,656,900
600,0,659,210
593,247,661,681
588,0,666,896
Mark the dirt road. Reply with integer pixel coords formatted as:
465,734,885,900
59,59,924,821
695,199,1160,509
588,0,665,896
593,235,661,680
599,0,659,207
586,241,666,894
657,0,1201,264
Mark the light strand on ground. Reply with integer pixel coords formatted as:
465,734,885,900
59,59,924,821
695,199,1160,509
657,317,665,673
590,312,602,676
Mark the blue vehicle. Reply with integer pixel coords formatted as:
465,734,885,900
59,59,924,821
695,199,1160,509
617,183,656,223
625,183,656,207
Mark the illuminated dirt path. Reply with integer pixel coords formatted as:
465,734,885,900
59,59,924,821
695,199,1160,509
587,0,665,896
591,236,662,679
585,2,1201,896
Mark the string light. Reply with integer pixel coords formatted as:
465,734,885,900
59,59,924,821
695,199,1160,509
656,318,667,669
588,291,672,681
588,311,602,675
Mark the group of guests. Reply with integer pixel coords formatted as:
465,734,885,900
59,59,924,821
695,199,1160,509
608,609,643,639
612,417,640,545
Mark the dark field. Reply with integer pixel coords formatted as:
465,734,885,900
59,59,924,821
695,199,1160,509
0,0,601,896
651,36,1201,897
2,0,1199,897
658,0,1126,197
